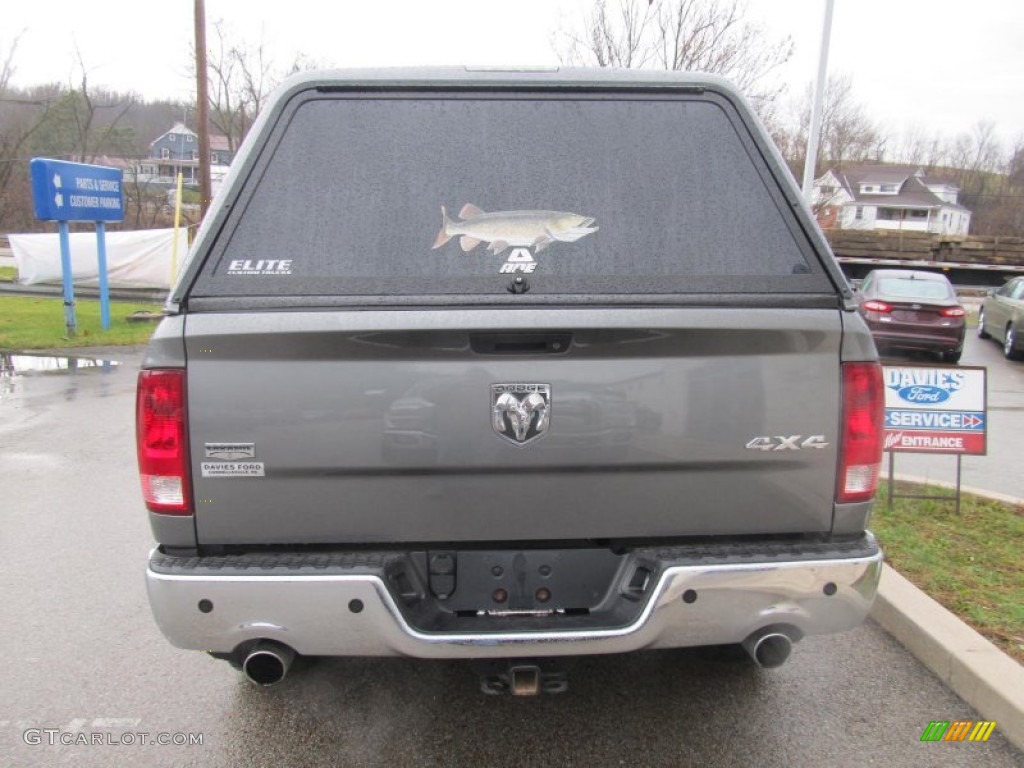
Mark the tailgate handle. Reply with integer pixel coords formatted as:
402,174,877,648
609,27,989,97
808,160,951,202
470,333,572,355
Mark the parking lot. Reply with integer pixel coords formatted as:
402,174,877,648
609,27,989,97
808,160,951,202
0,337,1021,767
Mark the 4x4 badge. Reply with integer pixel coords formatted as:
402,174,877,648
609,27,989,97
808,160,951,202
492,384,550,445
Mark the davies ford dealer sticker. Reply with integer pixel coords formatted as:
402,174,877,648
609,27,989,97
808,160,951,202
201,462,265,478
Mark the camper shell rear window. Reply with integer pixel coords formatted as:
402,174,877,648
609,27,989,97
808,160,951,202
190,90,831,300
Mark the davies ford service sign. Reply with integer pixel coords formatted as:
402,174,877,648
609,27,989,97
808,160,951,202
882,365,987,455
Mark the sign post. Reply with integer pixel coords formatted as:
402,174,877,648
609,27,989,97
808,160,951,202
882,364,987,512
56,221,76,335
29,158,125,335
96,221,111,329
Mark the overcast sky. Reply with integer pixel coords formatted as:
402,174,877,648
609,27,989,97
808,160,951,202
5,0,1023,151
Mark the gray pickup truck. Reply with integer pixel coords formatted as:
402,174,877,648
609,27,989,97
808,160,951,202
137,68,885,693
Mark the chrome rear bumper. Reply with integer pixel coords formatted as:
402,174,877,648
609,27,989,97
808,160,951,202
146,537,883,659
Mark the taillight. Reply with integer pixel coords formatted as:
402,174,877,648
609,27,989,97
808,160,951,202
136,369,192,515
862,300,891,313
837,362,884,504
941,306,966,318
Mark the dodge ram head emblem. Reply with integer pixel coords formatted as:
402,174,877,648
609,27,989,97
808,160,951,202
491,384,550,445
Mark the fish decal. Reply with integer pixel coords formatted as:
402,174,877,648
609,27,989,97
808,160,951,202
432,204,598,255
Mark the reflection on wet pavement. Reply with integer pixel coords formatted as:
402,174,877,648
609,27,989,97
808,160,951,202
0,353,120,401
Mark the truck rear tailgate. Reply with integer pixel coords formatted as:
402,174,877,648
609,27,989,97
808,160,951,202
185,307,842,545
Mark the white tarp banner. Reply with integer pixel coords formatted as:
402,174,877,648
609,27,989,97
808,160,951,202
9,229,176,288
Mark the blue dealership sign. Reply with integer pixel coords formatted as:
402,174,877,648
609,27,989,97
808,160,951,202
29,157,125,336
30,158,124,223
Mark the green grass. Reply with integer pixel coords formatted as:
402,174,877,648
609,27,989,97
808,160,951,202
0,266,16,282
873,481,1024,663
0,296,161,350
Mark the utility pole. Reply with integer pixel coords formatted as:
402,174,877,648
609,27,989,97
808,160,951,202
195,0,212,218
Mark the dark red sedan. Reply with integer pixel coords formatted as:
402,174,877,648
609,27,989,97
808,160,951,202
855,269,966,363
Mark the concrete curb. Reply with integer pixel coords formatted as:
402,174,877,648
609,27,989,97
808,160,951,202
872,562,1024,752
873,479,1023,749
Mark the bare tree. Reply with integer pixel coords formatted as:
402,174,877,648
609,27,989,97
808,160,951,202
945,120,1001,202
777,74,880,175
0,32,20,94
943,120,1007,234
1006,135,1024,189
556,0,793,112
1,39,143,230
67,52,138,163
563,0,658,69
892,125,947,169
206,21,246,153
121,150,168,229
983,135,1024,235
23,49,137,166
0,33,62,230
948,121,1002,177
205,20,316,152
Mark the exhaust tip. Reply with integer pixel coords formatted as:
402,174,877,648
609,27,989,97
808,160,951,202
742,630,793,669
242,640,295,686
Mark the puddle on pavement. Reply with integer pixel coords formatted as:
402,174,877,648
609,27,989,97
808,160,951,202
1,353,121,401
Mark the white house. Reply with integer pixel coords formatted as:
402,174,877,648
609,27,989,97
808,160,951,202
812,164,971,236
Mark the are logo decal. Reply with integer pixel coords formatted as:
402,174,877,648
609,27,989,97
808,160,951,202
499,248,537,274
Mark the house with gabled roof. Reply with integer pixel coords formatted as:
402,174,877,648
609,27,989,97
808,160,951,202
812,164,971,236
149,122,235,184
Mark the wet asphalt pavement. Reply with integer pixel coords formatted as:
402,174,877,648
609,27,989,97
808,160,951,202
0,343,1021,767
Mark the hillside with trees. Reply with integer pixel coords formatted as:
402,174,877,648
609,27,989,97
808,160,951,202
0,23,309,233
3,4,1021,238
558,1,1023,238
